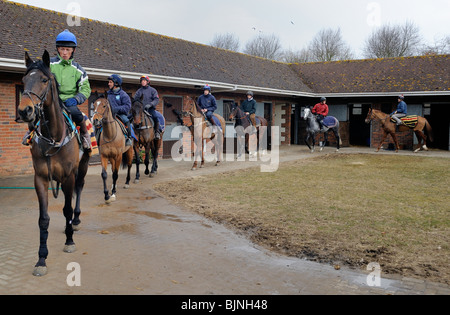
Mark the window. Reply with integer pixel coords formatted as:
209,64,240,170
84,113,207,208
223,100,235,122
163,96,183,123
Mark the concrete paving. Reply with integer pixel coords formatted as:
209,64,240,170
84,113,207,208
0,145,449,295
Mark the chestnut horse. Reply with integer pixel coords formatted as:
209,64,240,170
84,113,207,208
17,51,91,276
130,98,164,181
229,102,268,158
92,96,133,203
182,97,226,170
365,108,433,153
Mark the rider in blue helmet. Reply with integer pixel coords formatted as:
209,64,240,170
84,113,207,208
107,74,132,146
22,29,92,150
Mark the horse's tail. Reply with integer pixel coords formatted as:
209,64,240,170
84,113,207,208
425,118,434,143
122,150,130,169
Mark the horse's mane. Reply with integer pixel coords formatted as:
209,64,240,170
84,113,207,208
25,59,53,78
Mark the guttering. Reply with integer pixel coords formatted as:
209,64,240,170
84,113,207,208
1,57,449,98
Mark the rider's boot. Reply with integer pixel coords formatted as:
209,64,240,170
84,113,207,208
125,121,133,146
153,119,161,140
78,120,92,152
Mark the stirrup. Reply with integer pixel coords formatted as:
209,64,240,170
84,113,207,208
155,132,161,140
125,138,132,146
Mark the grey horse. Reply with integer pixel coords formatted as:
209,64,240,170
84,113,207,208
303,107,341,153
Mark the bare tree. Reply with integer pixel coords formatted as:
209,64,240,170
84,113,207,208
243,33,283,60
363,21,422,58
420,35,450,55
308,28,354,62
209,33,240,52
280,48,312,63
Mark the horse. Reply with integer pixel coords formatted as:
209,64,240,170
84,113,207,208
303,106,341,153
228,103,268,158
17,51,91,276
365,108,434,153
130,98,164,181
92,96,133,203
182,96,226,170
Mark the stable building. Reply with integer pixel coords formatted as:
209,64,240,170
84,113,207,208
0,0,449,176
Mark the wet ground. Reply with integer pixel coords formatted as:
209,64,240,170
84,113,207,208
0,146,449,295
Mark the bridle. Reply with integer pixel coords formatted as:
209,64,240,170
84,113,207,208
92,98,118,144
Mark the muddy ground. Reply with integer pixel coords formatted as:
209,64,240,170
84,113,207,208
0,146,449,295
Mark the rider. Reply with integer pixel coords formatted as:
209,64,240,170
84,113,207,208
241,91,257,130
107,74,132,146
312,97,329,130
134,75,161,139
391,95,408,126
22,29,92,151
197,85,217,126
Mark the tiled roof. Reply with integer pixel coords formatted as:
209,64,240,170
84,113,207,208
290,55,450,94
1,1,449,96
0,1,312,93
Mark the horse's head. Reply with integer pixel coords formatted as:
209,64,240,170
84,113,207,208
91,95,110,127
303,107,312,121
365,108,374,124
181,96,198,117
131,97,144,126
229,102,240,120
18,51,54,123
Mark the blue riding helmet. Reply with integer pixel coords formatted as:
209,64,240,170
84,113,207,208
203,85,211,91
108,74,123,87
56,29,78,48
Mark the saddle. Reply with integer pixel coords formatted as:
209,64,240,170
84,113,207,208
390,115,419,128
246,116,261,127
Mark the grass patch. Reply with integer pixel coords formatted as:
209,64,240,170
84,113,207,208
154,154,450,284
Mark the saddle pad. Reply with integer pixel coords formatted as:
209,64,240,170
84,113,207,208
116,119,138,141
390,115,418,128
83,114,99,155
323,116,338,128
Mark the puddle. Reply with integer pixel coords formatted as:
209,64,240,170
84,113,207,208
121,209,184,223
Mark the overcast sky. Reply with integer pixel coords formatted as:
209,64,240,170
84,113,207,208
10,0,450,58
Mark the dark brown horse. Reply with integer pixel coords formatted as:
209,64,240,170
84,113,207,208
183,96,226,170
130,98,164,181
229,102,268,158
17,51,91,276
92,96,133,203
365,108,433,153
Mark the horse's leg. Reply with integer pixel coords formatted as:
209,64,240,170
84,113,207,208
133,144,141,184
144,144,151,176
390,132,400,153
33,175,50,276
414,130,428,153
150,141,159,177
124,149,133,189
101,157,110,203
110,157,121,201
320,132,328,152
333,128,340,152
73,151,90,230
215,136,222,166
375,131,389,152
200,139,205,168
304,133,313,152
61,176,76,254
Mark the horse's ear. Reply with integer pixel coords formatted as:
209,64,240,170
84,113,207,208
42,50,50,68
25,51,33,68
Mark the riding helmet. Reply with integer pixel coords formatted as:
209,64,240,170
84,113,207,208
108,74,123,87
246,91,254,97
56,29,78,48
140,75,151,83
203,85,211,91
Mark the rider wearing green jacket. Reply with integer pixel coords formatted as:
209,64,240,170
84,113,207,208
51,29,92,150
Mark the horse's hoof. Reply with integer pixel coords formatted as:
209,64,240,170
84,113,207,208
145,170,150,176
423,145,429,151
124,184,130,189
64,244,77,253
134,179,139,184
149,173,155,178
215,162,221,167
73,224,81,232
335,149,339,153
110,195,116,202
33,266,48,277
191,168,197,171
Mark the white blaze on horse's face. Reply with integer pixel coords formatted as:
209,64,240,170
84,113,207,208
303,108,310,120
